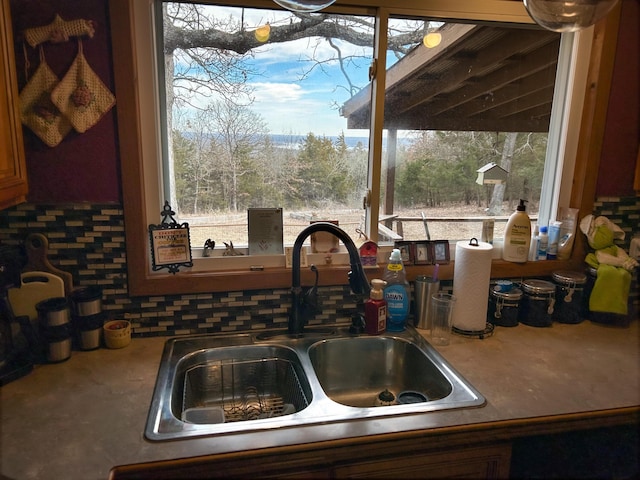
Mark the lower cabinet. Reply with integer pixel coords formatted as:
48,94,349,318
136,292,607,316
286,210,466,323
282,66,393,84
110,441,512,479
332,444,511,479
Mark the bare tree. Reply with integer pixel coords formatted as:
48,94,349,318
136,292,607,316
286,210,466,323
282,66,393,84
208,99,269,212
160,4,426,211
488,132,518,215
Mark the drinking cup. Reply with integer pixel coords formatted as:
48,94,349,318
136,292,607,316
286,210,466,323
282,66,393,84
430,293,456,346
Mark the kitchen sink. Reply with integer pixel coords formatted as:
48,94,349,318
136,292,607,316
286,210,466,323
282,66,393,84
145,326,485,441
308,336,452,407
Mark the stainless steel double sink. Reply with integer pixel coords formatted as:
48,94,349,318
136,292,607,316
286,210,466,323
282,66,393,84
145,325,485,441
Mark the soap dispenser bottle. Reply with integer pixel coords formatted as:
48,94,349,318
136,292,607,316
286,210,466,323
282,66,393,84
365,279,387,335
383,249,410,331
502,199,532,263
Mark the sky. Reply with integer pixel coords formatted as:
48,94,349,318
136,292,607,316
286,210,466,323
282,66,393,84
170,5,381,137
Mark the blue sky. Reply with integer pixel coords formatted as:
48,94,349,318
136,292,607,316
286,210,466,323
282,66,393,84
172,5,377,137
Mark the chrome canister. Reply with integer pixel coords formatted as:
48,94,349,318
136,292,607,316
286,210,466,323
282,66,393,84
488,285,522,327
70,286,104,350
70,286,102,317
519,279,555,327
552,270,587,324
36,297,72,362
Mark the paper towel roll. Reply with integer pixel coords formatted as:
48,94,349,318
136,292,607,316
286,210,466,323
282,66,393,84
452,239,493,332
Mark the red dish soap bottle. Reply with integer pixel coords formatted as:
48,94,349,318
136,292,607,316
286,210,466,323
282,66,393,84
365,279,387,335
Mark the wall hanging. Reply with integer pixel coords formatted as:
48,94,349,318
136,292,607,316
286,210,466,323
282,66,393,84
18,47,72,147
50,40,115,133
18,14,115,147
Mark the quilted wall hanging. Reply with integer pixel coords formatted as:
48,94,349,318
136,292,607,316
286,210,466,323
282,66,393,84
18,14,115,147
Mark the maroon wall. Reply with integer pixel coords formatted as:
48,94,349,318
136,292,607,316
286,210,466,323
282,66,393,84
10,0,120,203
596,0,639,197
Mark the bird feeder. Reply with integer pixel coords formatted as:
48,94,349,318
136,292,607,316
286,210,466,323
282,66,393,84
476,162,508,185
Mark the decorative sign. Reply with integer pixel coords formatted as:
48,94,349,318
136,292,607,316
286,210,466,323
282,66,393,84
248,208,284,255
148,202,193,274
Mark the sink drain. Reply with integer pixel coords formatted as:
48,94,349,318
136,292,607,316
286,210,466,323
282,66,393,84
375,389,396,406
397,391,429,404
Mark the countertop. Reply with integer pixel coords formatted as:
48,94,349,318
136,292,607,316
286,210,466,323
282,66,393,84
1,320,639,480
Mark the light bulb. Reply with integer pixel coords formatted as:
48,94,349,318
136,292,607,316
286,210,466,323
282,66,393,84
272,0,336,13
423,32,442,48
523,0,619,32
255,23,271,42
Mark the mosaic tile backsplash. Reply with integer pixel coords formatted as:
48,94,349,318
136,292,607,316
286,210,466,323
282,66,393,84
1,198,638,337
0,203,360,336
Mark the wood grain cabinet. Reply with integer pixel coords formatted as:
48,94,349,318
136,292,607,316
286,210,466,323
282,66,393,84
332,444,512,479
0,0,28,211
110,441,512,479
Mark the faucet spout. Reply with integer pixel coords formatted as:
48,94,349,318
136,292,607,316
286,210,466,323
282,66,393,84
289,222,370,334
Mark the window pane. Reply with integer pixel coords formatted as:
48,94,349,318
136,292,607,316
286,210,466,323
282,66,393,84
160,3,375,249
342,16,560,244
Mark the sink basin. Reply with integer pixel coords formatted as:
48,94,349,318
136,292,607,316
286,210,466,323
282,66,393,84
309,336,452,407
173,345,312,423
145,326,485,441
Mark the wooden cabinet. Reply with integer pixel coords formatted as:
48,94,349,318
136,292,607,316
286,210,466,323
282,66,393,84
0,0,28,210
109,440,512,479
333,444,511,479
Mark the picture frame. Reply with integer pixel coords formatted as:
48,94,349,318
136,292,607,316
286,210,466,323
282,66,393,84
431,240,450,264
394,241,414,265
414,241,432,265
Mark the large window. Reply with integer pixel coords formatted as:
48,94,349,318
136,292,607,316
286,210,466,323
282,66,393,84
157,2,568,253
112,0,606,295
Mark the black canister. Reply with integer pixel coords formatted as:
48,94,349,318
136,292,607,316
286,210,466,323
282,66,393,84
519,279,555,327
552,270,587,324
488,286,522,327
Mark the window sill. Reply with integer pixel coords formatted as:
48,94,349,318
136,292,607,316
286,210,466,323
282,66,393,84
129,256,580,296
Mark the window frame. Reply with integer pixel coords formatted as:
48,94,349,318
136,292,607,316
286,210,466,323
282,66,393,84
109,0,620,296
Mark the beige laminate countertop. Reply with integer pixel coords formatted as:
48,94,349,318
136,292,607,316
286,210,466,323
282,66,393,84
1,320,639,480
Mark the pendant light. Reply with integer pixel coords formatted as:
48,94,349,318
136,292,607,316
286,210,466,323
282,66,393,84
523,0,620,32
423,32,442,48
273,0,336,13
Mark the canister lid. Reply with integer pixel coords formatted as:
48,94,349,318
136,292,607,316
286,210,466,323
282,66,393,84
552,270,587,285
70,285,102,302
491,286,523,300
36,296,68,313
521,279,555,294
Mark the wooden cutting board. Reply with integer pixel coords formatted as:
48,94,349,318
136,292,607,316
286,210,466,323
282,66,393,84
23,233,73,295
7,271,66,321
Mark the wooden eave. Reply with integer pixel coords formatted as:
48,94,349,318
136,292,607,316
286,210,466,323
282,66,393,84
341,23,561,133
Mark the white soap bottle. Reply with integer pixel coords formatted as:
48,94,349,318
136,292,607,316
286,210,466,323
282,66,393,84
502,199,531,263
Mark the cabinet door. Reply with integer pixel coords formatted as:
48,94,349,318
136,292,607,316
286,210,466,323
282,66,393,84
0,0,28,210
333,444,512,479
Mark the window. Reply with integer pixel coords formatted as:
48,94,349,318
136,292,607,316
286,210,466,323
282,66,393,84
157,3,564,251
111,0,609,295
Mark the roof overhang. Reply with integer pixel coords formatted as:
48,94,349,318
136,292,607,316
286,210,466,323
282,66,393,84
341,23,561,133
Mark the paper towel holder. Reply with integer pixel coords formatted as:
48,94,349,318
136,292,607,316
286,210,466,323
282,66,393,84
452,237,495,339
452,323,494,339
